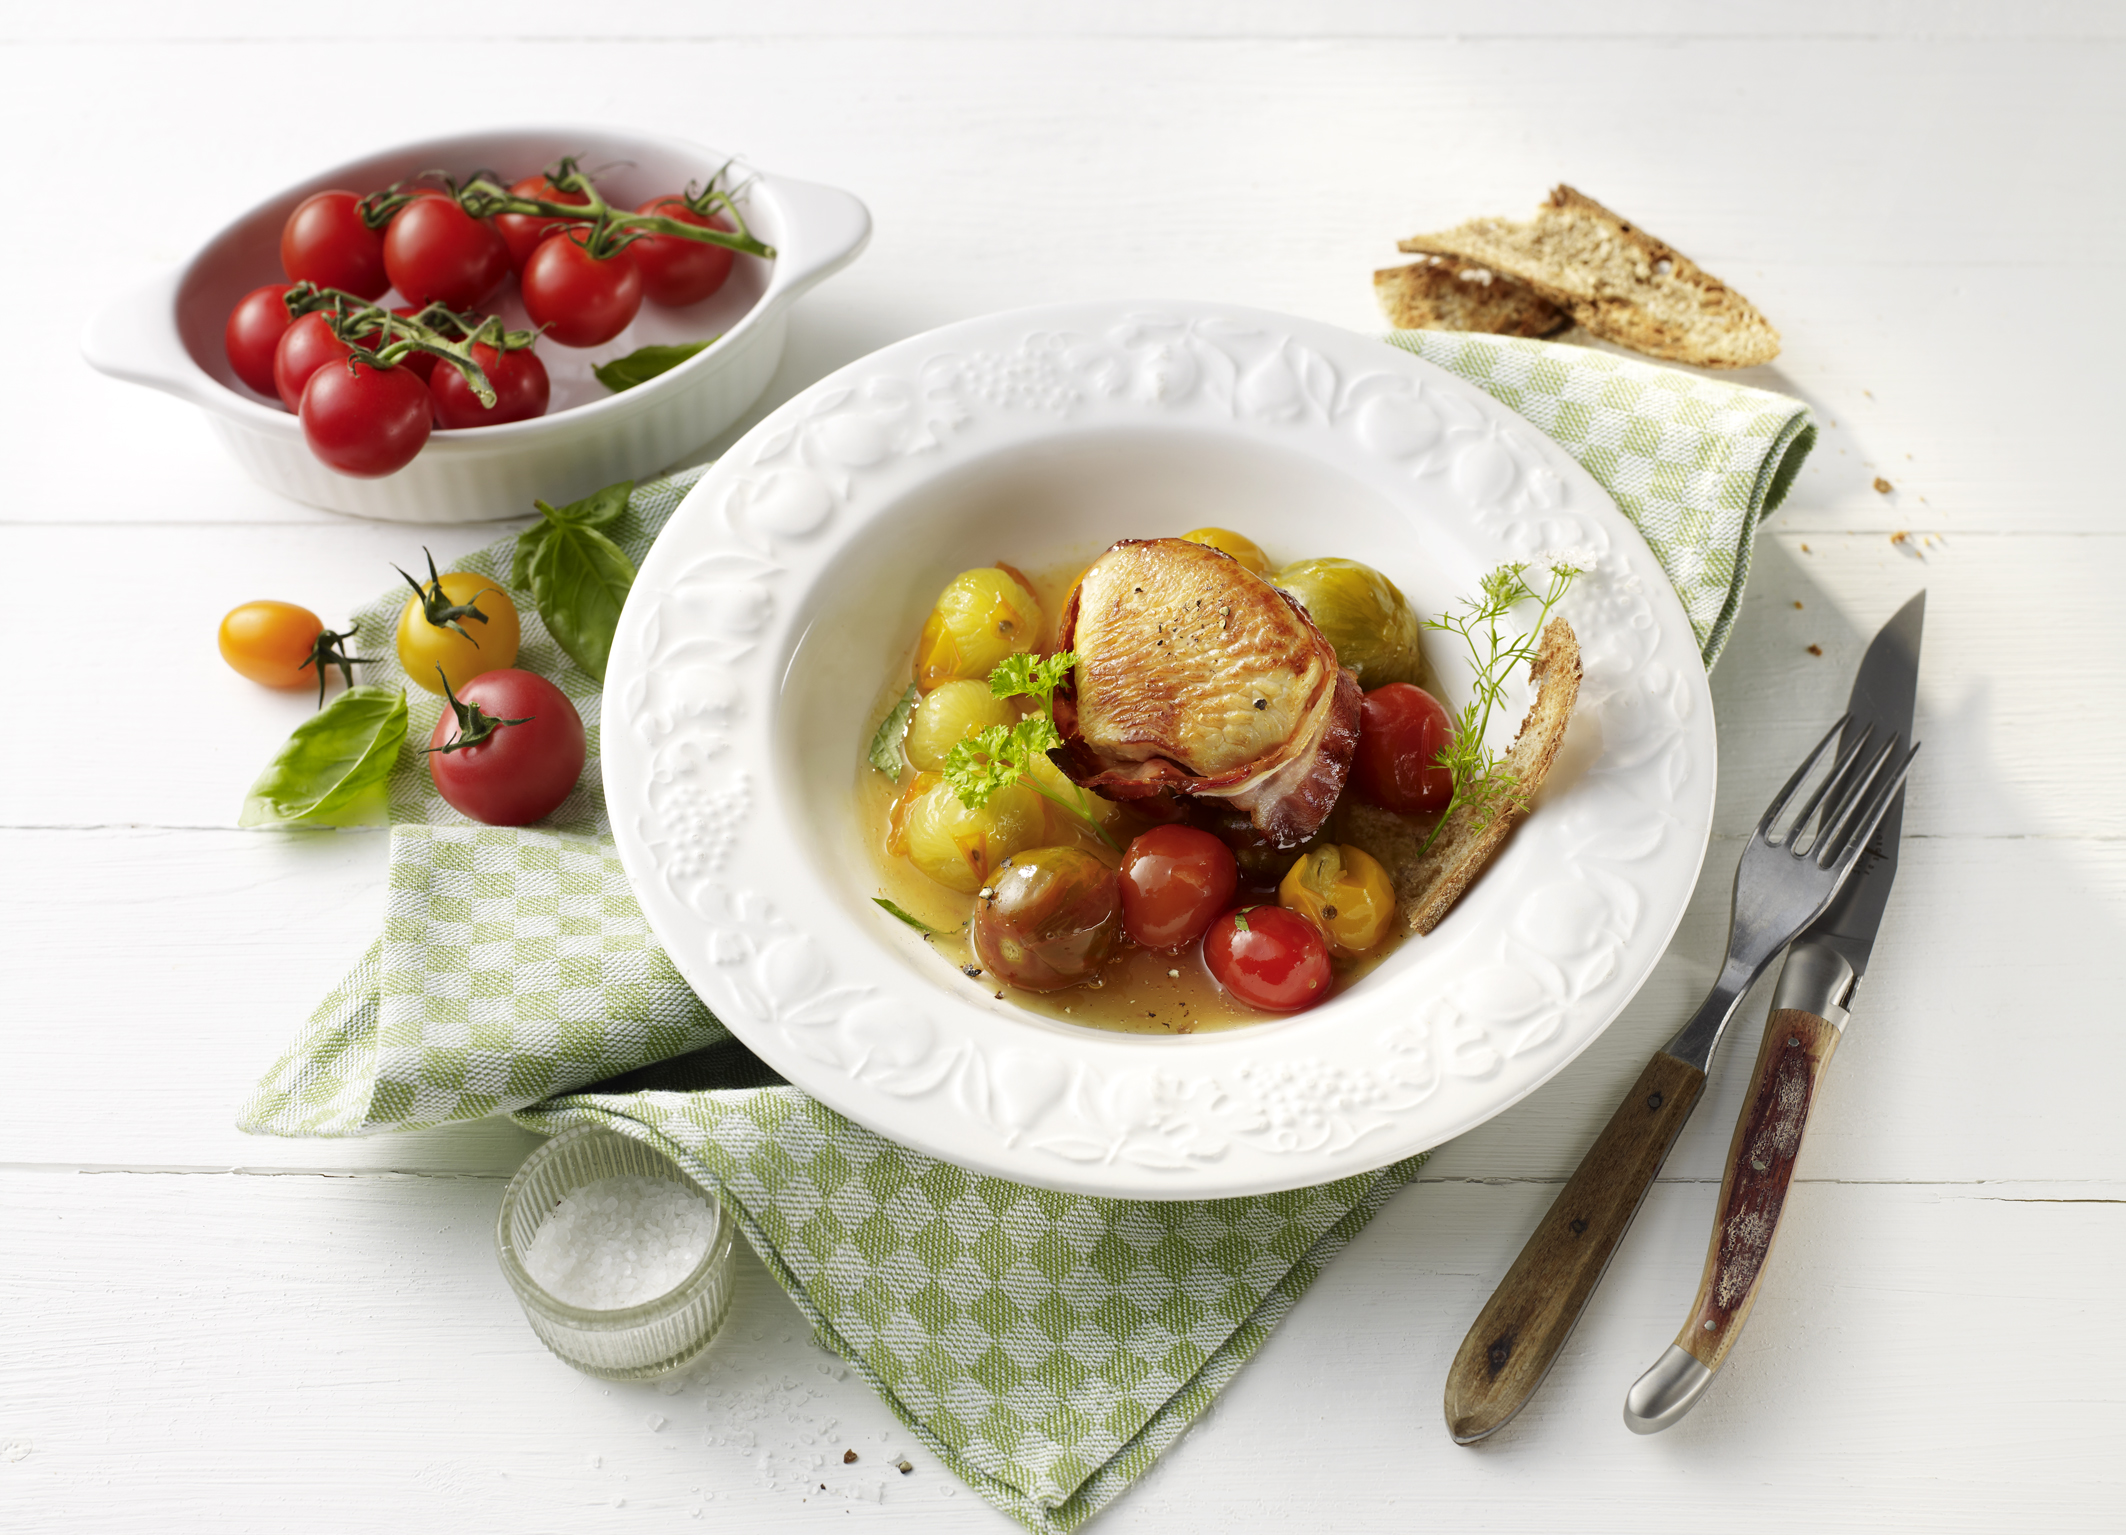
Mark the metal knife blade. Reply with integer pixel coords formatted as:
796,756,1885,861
1773,590,1926,1017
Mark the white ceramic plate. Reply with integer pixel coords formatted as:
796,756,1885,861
604,301,1716,1199
81,126,869,523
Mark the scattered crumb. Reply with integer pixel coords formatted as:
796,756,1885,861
899,1460,914,1475
1792,600,1803,610
1863,390,1874,399
1874,476,1894,494
994,991,1004,1000
960,964,981,979
1799,543,1811,554
844,1450,859,1464
1807,644,1823,656
1167,968,1181,978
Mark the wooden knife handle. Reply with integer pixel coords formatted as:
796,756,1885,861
1674,1008,1841,1370
1443,1049,1707,1444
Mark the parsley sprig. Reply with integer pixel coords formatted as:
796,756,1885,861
1420,562,1580,853
942,651,1121,851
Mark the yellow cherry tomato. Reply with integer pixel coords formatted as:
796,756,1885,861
1278,843,1398,958
914,567,1041,692
219,600,324,689
1180,527,1271,576
396,568,520,694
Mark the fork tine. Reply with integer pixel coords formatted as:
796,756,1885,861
1814,733,1899,863
1817,738,1920,870
1786,722,1874,853
1760,713,1852,844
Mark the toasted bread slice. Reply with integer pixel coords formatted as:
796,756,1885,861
1399,186,1779,369
1335,616,1582,935
1373,256,1570,339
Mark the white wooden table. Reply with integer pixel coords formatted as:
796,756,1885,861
5,4,2122,1528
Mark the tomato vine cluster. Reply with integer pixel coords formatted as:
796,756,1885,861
222,157,771,478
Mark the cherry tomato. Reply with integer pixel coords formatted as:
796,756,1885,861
280,190,389,299
224,284,295,399
1352,683,1456,815
299,358,432,478
971,846,1122,991
1118,825,1239,949
382,197,510,310
273,312,357,413
1277,843,1398,958
521,228,642,347
396,570,521,693
430,343,551,429
427,669,586,827
1203,905,1332,1013
218,600,322,688
630,196,736,307
496,173,592,272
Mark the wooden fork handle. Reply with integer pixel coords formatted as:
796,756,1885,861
1442,1049,1707,1444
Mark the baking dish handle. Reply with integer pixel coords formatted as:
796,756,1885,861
81,266,219,408
759,176,872,311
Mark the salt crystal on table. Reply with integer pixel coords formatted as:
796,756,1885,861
522,1175,718,1309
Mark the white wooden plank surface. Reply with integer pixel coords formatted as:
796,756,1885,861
2,3,2121,1530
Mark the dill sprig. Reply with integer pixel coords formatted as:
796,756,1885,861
1420,562,1580,854
942,650,1121,852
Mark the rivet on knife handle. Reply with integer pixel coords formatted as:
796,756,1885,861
1442,1048,1706,1445
1623,1004,1843,1434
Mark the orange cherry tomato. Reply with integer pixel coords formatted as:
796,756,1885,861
218,600,324,689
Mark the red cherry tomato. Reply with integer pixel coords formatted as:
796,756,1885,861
426,669,586,826
273,311,357,412
280,190,389,299
431,343,551,429
521,228,642,347
298,358,432,478
1352,683,1456,815
630,196,736,307
1203,905,1333,1013
382,197,510,310
224,283,295,399
1118,825,1240,949
496,174,592,272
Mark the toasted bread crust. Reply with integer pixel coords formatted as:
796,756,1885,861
1334,616,1582,935
1373,257,1571,339
1398,185,1779,369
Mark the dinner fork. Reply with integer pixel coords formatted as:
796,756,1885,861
1440,714,1919,1444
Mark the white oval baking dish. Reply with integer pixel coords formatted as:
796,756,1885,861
81,125,870,523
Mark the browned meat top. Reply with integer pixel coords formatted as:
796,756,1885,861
1067,538,1333,779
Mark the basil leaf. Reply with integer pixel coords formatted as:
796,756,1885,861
529,522,636,683
594,341,714,394
873,898,941,935
510,520,552,590
537,480,633,530
867,685,919,776
239,686,408,828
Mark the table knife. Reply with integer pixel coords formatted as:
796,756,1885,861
1440,593,1925,1445
1622,590,1925,1432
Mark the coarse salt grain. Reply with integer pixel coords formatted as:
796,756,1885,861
523,1175,717,1310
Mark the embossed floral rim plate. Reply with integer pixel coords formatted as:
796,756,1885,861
604,301,1716,1199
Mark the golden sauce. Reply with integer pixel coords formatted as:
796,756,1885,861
856,558,1407,1035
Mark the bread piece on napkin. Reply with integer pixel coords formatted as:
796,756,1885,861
1373,256,1571,339
1398,185,1780,369
1334,616,1581,935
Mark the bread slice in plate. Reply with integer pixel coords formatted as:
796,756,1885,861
1334,616,1582,936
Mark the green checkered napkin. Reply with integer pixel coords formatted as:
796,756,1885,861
241,332,1812,1531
